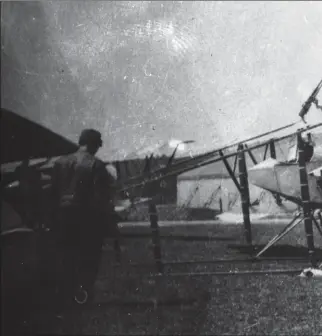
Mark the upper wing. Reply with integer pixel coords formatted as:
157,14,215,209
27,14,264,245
1,108,78,164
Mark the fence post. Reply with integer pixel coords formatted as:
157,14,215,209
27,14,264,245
149,202,163,274
149,202,163,335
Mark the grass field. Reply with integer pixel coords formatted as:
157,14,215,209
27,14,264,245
26,221,322,335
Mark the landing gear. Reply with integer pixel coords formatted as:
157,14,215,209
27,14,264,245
299,210,322,277
255,209,322,257
255,211,303,258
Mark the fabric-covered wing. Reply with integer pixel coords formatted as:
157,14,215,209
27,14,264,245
1,108,78,163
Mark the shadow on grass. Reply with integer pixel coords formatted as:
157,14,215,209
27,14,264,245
228,244,322,259
52,297,204,316
122,233,235,242
27,266,212,335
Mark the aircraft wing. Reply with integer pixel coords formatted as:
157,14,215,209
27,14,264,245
1,108,78,164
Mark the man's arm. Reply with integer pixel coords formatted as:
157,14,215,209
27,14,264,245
93,161,120,237
93,161,118,212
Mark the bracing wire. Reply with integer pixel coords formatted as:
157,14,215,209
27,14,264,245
203,183,221,209
184,179,200,208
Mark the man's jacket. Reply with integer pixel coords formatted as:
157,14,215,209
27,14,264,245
51,149,116,214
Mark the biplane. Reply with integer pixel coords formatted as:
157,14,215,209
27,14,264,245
2,79,322,229
248,137,322,207
248,78,322,210
1,78,322,316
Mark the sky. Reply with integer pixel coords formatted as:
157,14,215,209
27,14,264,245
1,1,322,161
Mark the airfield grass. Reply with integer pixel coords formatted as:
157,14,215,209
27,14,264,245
28,221,322,335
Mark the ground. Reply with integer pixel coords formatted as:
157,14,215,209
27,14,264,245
18,221,322,335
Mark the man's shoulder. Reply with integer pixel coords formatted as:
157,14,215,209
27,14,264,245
93,160,117,181
93,157,106,169
54,153,76,166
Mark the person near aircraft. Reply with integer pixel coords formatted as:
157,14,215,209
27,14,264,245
302,133,315,163
288,133,315,163
50,129,118,306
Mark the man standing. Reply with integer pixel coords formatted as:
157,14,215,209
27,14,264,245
51,129,118,305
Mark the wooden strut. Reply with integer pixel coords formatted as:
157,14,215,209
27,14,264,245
219,198,223,213
312,215,322,238
297,133,317,267
233,154,238,173
244,144,258,165
255,212,304,258
237,143,252,247
263,143,269,160
269,140,282,205
254,213,322,261
219,150,241,193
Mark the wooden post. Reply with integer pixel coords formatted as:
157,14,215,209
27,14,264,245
297,133,316,267
238,144,252,247
149,202,163,274
269,140,282,205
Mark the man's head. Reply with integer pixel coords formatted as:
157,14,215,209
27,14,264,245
78,129,103,155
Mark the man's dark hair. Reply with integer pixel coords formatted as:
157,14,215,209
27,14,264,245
78,129,103,147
